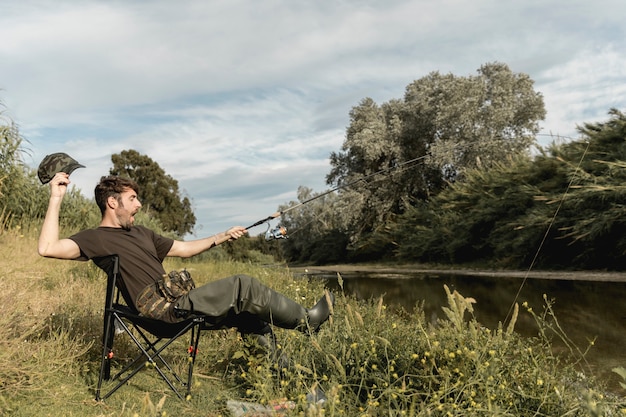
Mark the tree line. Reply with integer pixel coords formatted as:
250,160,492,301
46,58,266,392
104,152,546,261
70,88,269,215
274,63,626,270
2,62,625,270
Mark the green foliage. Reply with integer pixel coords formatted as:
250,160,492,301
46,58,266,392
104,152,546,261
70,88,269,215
220,234,278,264
0,106,98,233
0,108,34,228
324,62,545,258
612,367,626,390
412,62,546,177
278,186,351,264
394,108,626,269
394,154,540,265
110,149,196,237
232,282,623,416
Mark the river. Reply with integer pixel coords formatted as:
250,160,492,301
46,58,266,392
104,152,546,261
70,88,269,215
296,267,626,393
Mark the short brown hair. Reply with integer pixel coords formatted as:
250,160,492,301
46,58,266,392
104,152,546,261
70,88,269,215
94,176,140,215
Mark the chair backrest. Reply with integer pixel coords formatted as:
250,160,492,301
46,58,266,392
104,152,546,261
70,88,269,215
105,254,119,310
94,254,137,314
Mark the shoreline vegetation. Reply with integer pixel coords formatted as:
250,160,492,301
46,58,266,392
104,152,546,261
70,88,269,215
4,230,626,416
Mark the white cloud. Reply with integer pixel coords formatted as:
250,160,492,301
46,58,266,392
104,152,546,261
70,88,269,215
537,44,626,140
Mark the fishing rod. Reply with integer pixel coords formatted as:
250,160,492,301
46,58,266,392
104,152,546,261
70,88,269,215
245,154,431,241
249,132,569,241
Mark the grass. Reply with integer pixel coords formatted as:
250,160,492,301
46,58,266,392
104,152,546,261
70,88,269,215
2,227,626,416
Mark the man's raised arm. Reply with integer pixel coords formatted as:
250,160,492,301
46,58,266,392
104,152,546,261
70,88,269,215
37,172,81,259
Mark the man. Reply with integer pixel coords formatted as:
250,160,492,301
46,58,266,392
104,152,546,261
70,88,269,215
38,171,333,353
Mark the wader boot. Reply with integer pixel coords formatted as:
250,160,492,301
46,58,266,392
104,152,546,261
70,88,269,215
264,290,335,334
242,290,335,371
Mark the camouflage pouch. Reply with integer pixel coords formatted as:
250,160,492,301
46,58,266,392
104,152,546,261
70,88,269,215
157,269,196,303
136,283,172,320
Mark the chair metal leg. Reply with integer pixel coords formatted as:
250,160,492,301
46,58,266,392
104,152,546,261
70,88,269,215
185,324,202,397
96,312,203,401
96,310,116,401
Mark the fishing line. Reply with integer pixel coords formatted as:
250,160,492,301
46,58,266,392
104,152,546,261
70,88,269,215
504,138,591,325
251,134,573,238
245,153,430,235
252,133,574,240
282,157,434,239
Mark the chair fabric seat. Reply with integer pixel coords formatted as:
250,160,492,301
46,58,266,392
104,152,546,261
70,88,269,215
112,303,202,339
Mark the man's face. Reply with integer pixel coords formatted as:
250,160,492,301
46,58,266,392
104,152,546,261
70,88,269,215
115,188,142,230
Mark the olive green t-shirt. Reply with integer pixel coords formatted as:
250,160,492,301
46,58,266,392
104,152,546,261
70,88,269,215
69,226,174,310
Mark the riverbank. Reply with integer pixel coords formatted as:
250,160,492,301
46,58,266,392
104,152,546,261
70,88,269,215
291,264,626,282
294,262,626,396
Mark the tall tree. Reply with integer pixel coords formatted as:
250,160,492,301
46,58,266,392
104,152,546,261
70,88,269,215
110,150,196,237
326,62,545,249
405,62,546,180
327,98,409,250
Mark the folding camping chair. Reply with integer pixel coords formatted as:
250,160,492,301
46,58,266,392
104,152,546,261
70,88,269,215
95,255,207,401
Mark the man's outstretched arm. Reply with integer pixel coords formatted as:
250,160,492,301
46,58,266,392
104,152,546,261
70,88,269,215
167,226,247,258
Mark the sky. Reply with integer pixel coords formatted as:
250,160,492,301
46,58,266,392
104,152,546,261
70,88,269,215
1,0,625,239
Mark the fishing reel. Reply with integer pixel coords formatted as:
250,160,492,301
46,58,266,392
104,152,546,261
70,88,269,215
265,223,288,241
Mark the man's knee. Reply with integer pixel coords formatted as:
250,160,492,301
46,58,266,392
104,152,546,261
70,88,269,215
231,274,261,291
